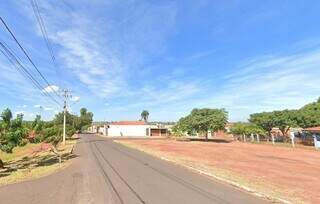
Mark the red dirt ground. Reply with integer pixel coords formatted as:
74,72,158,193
120,139,320,203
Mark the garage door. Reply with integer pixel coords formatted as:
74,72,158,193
151,129,160,136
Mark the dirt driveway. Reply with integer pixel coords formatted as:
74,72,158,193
117,139,320,203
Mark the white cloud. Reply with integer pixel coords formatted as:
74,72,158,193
70,96,80,102
119,47,320,122
23,1,177,100
34,104,42,108
42,85,59,93
9,1,319,122
0,57,43,102
207,49,320,121
44,107,54,111
17,105,27,108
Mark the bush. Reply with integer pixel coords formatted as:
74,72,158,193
18,138,28,147
0,142,15,153
66,126,76,138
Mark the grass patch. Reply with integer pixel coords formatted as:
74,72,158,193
0,139,77,186
0,143,40,162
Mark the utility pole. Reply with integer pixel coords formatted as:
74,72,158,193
62,89,71,145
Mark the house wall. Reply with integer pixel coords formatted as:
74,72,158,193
107,125,149,137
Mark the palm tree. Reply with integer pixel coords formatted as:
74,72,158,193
141,110,149,122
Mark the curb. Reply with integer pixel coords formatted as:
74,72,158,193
158,156,292,204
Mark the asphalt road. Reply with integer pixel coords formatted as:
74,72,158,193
0,134,270,204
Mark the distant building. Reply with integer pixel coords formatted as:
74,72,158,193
99,121,171,137
303,127,320,148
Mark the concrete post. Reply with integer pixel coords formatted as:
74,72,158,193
271,134,275,145
256,134,260,143
290,132,295,148
313,134,320,149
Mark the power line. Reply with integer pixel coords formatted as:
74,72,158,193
0,41,62,107
30,0,64,86
0,16,62,100
0,42,62,107
31,0,55,63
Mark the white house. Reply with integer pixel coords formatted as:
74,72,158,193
103,121,170,137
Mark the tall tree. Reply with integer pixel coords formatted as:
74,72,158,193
174,108,228,140
296,101,320,128
1,108,12,130
172,116,193,137
0,110,26,168
32,115,43,133
273,110,298,138
249,112,276,136
141,110,149,122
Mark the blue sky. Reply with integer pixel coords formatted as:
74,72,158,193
1,0,320,122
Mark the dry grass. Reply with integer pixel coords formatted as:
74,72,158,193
0,139,77,186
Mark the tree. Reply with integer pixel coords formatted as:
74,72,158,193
174,108,228,140
296,101,320,128
141,110,149,122
78,108,93,132
172,116,193,137
80,108,87,116
1,108,12,130
250,109,299,144
32,115,43,133
53,108,93,133
273,110,298,140
249,112,276,136
0,107,94,169
0,110,27,168
230,122,265,142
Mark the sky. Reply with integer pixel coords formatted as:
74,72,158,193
1,0,320,122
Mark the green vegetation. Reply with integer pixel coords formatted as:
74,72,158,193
0,109,27,168
141,110,149,122
0,107,93,168
172,98,320,144
249,110,298,137
247,98,320,143
230,123,265,142
172,108,228,140
296,100,320,128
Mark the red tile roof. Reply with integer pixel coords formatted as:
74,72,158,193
303,127,320,132
110,121,146,125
